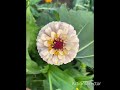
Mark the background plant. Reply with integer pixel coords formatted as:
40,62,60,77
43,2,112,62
26,0,94,90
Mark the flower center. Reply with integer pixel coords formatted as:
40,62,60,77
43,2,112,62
53,38,63,50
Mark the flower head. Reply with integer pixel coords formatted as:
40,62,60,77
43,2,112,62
45,0,52,3
37,21,79,65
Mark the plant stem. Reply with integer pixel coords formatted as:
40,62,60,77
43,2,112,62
48,71,53,90
38,7,57,11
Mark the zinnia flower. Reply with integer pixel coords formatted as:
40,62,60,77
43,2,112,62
36,21,79,65
45,0,52,3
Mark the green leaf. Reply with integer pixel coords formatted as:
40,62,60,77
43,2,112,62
77,57,94,68
26,74,46,90
73,0,88,10
26,6,38,48
58,4,94,68
81,84,90,90
40,65,49,74
77,80,94,90
56,89,61,90
64,68,83,78
73,0,93,11
26,6,41,74
75,75,94,81
31,80,44,90
26,50,41,74
64,68,93,82
26,74,34,88
43,80,50,90
30,6,40,18
36,11,55,27
49,66,76,90
26,6,36,24
86,80,94,90
30,0,41,5
49,10,60,21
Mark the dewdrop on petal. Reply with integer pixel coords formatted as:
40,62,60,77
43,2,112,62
36,21,79,65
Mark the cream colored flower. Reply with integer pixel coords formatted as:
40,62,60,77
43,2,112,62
36,21,79,65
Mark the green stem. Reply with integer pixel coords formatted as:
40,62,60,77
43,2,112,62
76,55,94,59
48,71,53,90
77,22,89,36
78,40,94,52
38,7,57,11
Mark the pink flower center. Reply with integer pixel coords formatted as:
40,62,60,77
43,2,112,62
53,38,63,50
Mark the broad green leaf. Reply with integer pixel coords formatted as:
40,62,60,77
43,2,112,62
77,43,94,58
40,65,49,74
56,89,61,90
30,6,40,18
30,0,41,5
73,0,88,10
64,68,93,81
76,42,94,68
49,10,60,21
78,80,94,90
36,11,55,27
26,6,36,25
58,5,94,68
43,77,57,90
81,84,90,90
73,0,93,11
26,0,30,8
64,68,84,78
26,6,41,74
77,57,94,68
31,80,44,90
86,80,94,90
75,75,93,82
43,80,50,90
49,66,76,90
26,74,46,90
26,6,37,48
26,74,34,88
26,50,41,74
75,81,93,90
